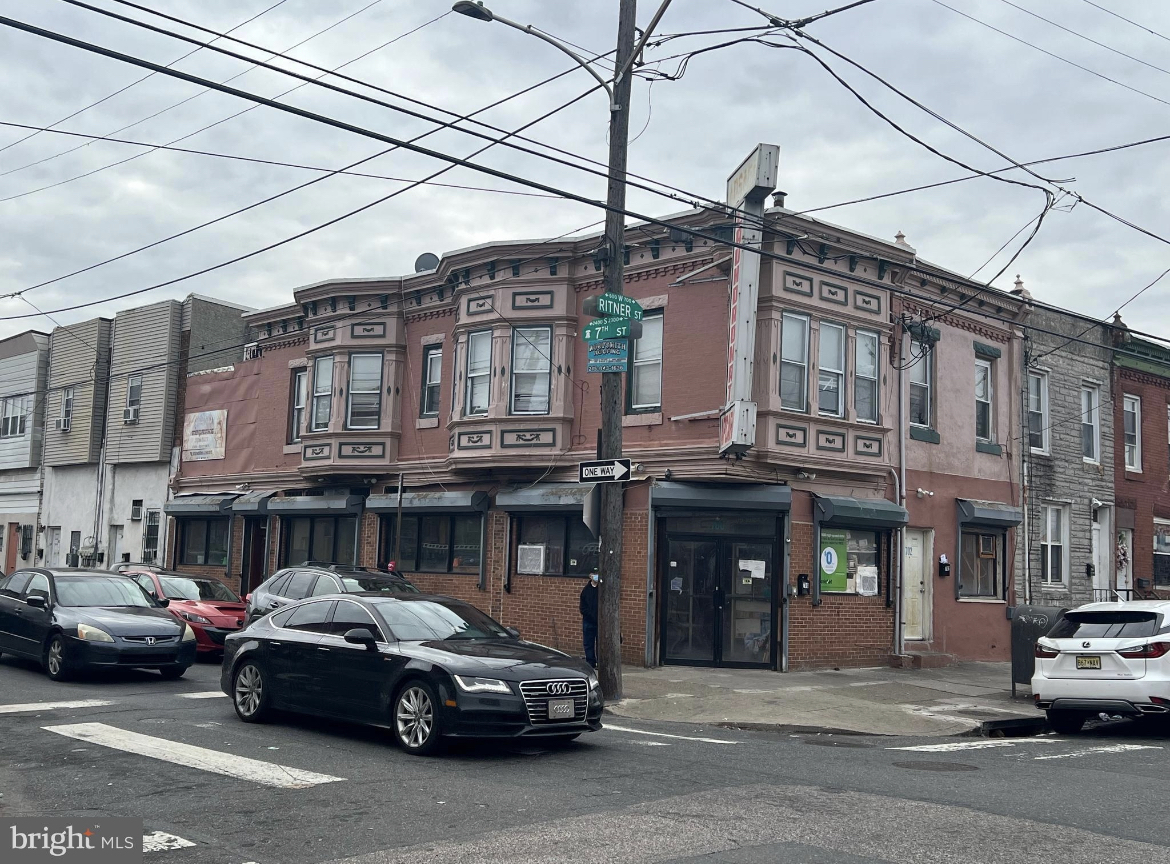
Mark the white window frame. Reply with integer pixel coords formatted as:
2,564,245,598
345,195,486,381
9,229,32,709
310,355,334,432
290,369,307,443
630,312,663,411
908,339,932,428
346,353,383,430
126,374,143,409
0,396,27,439
1124,393,1142,472
1040,502,1069,586
854,329,879,424
1027,371,1048,454
465,330,492,417
62,386,75,425
421,345,442,417
974,357,993,443
818,321,846,418
142,510,161,564
780,312,809,412
1081,384,1100,464
509,326,552,416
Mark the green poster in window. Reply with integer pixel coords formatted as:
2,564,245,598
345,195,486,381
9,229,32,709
819,528,848,593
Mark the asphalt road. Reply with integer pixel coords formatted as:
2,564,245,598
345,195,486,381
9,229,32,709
2,653,1169,863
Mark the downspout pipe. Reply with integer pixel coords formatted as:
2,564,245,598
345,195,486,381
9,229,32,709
895,321,908,657
1021,342,1032,605
644,483,655,667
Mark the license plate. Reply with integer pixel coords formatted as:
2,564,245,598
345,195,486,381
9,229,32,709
1076,655,1102,670
547,698,575,720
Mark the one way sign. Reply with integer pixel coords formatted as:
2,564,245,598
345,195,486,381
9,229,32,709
578,458,632,483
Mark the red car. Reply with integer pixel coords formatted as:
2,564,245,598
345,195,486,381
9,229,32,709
118,567,246,656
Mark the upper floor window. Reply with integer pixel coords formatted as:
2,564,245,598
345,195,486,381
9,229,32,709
630,311,663,411
421,345,442,417
908,339,932,427
1081,384,1099,462
289,369,307,443
62,387,75,425
510,327,551,415
311,356,333,432
1124,394,1142,471
780,312,809,412
346,353,383,429
0,396,28,438
818,322,845,418
127,375,142,409
465,330,491,417
855,330,879,424
1027,371,1048,453
974,358,993,442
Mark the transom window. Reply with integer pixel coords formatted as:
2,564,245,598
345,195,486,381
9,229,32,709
346,353,383,429
510,327,551,415
818,322,845,417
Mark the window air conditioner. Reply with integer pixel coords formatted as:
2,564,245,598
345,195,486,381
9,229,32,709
130,504,143,521
516,544,546,575
123,406,139,424
54,418,70,432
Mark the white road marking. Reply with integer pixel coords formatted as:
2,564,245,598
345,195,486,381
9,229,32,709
629,740,669,747
176,691,226,699
604,724,739,744
0,699,113,714
143,831,196,853
44,723,345,789
888,740,1065,752
1034,744,1163,760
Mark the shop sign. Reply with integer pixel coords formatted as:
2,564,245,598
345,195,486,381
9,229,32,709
819,527,848,593
182,409,227,461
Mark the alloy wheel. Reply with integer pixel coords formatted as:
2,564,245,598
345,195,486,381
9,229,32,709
396,686,434,749
235,664,263,718
47,639,63,676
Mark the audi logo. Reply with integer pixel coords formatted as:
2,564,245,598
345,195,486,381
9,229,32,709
145,636,156,646
546,682,572,696
1082,641,1091,648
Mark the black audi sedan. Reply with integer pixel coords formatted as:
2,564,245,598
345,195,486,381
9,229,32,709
221,593,602,754
0,568,197,680
243,564,418,624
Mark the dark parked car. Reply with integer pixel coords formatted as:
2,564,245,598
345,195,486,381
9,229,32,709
222,593,602,754
244,565,418,624
120,567,246,656
0,568,197,680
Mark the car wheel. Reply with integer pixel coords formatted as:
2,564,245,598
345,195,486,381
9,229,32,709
44,635,70,681
158,665,188,680
232,661,270,723
1047,710,1085,735
393,680,443,755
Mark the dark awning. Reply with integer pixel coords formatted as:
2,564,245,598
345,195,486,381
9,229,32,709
366,490,489,513
163,494,236,517
267,494,363,515
957,498,1022,528
231,491,274,514
815,494,908,529
653,481,791,512
496,484,590,512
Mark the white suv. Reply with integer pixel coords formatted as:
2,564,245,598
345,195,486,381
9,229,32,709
1032,600,1170,734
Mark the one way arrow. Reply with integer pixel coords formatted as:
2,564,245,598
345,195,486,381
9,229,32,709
578,458,632,484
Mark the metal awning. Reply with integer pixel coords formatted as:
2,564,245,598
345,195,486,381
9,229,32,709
496,484,590,512
163,493,237,517
231,491,274,514
267,494,363,515
366,490,489,513
957,498,1022,528
815,494,908,529
652,481,792,512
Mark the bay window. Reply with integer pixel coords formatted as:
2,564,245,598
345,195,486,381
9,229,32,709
465,331,491,416
855,330,878,423
818,322,845,417
346,353,383,429
421,345,442,416
780,312,809,412
510,327,551,415
289,369,307,443
311,355,334,431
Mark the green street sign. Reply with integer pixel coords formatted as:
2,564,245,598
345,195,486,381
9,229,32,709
583,317,643,342
582,292,643,321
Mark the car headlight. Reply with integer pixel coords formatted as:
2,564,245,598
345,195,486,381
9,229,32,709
77,623,113,642
181,625,196,642
179,611,211,624
453,674,512,695
587,672,600,692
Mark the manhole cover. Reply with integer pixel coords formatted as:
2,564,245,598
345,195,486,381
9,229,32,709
892,760,979,772
801,739,873,748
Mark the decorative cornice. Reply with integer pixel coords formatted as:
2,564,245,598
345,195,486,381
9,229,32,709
898,299,1012,344
574,257,715,294
1118,364,1170,388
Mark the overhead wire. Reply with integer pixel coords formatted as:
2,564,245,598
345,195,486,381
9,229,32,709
1078,0,1170,44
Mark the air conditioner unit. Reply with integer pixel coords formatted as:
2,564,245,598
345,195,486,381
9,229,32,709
54,417,70,432
516,544,546,575
123,406,140,424
130,504,143,521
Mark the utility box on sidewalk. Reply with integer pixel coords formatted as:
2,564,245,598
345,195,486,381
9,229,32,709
1009,605,1067,697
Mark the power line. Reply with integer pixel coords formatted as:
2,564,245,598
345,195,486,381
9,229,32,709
1079,0,1170,44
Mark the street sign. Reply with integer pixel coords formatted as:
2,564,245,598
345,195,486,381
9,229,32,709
578,458,632,483
587,339,628,373
582,292,644,321
583,316,642,343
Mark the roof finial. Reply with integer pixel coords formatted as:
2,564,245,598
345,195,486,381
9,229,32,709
1010,274,1032,300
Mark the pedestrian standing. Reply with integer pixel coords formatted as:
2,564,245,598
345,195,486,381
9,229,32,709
580,572,599,667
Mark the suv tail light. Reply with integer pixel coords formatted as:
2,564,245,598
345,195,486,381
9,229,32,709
1117,641,1170,659
1034,643,1059,658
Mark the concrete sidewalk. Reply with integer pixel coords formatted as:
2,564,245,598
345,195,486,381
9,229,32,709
607,662,1041,736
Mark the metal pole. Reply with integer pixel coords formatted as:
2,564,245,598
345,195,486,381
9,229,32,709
393,473,404,567
597,0,638,703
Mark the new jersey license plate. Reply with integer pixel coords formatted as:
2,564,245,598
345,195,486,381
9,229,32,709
1076,655,1102,670
548,698,575,720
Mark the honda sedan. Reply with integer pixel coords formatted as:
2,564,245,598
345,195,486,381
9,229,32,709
221,593,602,754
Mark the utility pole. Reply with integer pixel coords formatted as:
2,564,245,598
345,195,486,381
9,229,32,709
597,0,638,703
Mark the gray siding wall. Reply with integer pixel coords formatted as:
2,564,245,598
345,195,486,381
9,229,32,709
0,332,48,470
106,301,182,464
187,297,252,374
43,319,112,466
1016,306,1114,605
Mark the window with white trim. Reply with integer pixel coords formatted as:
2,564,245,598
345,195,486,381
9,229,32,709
855,330,879,424
0,396,28,438
289,369,307,443
1081,385,1099,462
974,358,993,442
311,355,333,432
510,327,551,415
62,387,75,427
1041,502,1068,586
818,322,845,417
421,345,442,417
347,353,383,429
126,375,142,409
142,510,160,564
1124,393,1142,471
1027,371,1048,453
960,531,1002,598
465,330,491,416
908,339,932,427
629,312,663,411
780,312,808,412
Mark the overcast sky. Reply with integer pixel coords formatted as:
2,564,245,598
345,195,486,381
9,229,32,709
0,0,1167,343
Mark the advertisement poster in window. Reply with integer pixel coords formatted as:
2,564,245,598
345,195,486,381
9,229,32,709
819,528,848,592
182,410,227,461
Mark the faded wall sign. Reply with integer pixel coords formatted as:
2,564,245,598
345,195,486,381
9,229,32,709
182,410,227,461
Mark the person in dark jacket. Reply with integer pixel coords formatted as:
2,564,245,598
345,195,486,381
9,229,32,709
579,572,599,667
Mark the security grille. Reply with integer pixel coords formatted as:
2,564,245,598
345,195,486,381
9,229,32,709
519,678,589,724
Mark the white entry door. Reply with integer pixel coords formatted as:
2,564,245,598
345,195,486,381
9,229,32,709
1117,528,1134,596
902,529,931,642
46,528,61,567
1091,507,1111,600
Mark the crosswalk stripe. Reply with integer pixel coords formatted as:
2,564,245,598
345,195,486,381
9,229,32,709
44,722,345,789
0,699,113,714
176,691,226,699
1034,744,1163,760
603,724,739,744
888,740,1063,752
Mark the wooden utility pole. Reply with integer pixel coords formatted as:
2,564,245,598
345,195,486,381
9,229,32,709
597,0,638,703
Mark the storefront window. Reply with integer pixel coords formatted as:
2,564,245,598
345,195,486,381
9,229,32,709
178,518,228,566
284,516,356,565
820,528,880,595
516,515,597,576
382,514,484,574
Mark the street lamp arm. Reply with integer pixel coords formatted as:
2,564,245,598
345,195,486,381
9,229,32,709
489,12,616,108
